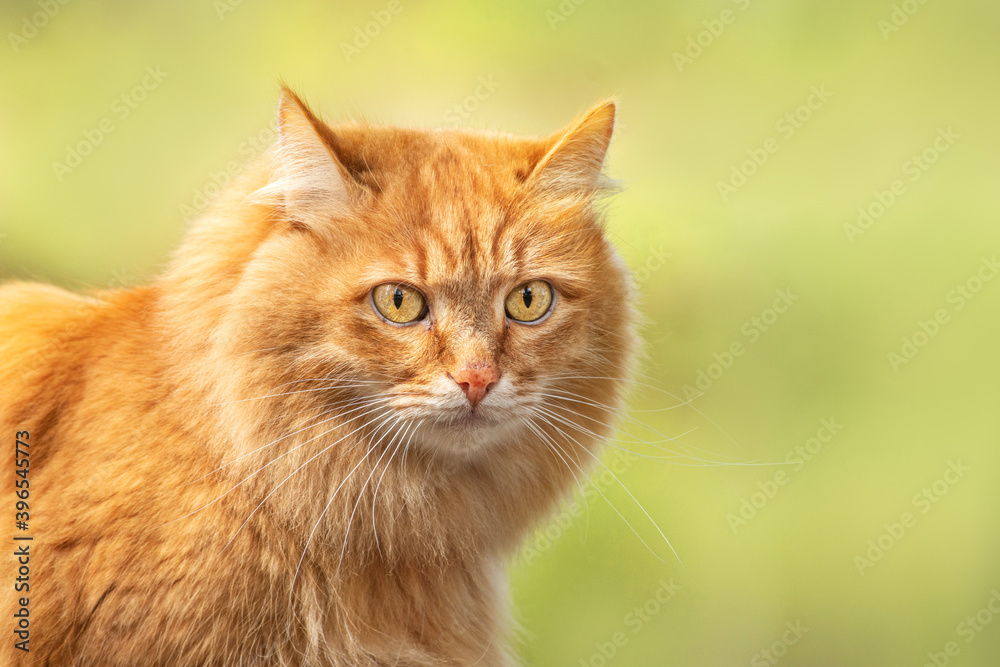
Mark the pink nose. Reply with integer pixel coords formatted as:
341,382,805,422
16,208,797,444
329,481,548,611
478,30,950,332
449,364,500,408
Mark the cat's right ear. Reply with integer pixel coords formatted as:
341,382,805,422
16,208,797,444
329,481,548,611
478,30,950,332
529,99,617,194
253,88,356,232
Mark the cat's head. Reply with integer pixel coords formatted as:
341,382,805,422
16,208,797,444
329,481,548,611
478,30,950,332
182,89,635,467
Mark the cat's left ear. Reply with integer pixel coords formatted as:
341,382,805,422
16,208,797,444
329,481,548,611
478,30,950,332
255,87,357,230
530,99,617,193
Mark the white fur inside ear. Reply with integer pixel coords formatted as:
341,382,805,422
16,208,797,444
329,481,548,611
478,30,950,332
533,100,617,193
250,92,352,224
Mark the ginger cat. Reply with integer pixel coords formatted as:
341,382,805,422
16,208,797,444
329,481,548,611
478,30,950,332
0,89,635,666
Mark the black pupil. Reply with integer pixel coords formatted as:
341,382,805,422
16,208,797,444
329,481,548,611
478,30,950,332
393,287,403,309
522,285,533,308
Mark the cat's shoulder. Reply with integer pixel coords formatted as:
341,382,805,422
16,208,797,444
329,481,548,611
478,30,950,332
0,281,100,332
0,282,103,375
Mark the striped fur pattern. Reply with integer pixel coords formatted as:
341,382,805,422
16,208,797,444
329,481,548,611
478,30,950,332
0,89,635,666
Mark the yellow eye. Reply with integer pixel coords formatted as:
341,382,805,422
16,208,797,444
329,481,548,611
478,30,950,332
505,280,553,323
372,283,427,324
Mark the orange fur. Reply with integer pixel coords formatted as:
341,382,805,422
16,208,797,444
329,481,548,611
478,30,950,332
1,90,635,666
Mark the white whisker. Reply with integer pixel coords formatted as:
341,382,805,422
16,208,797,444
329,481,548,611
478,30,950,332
164,400,394,527
528,406,684,567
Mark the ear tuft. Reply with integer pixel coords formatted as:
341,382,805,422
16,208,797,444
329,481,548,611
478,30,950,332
531,99,617,193
252,87,354,228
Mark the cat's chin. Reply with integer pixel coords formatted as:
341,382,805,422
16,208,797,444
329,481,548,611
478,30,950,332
414,410,525,458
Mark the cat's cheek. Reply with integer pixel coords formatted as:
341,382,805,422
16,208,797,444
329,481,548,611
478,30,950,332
527,312,585,351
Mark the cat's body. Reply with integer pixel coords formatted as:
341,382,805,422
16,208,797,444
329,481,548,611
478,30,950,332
1,92,634,666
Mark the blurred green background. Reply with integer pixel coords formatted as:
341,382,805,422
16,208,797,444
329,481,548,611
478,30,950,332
2,1,998,665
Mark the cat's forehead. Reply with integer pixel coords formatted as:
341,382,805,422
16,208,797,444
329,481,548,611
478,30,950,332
331,124,602,294
357,198,601,302
341,130,535,235
359,207,540,296
333,124,546,199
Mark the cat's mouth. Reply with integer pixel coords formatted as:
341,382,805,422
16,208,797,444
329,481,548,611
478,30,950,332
447,409,494,428
409,401,525,456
